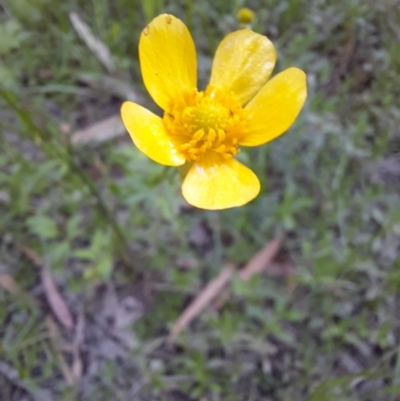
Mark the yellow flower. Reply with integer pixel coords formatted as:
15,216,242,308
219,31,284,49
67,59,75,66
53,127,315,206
121,14,307,210
237,7,256,25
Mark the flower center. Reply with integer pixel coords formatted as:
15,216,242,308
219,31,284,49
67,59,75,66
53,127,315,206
163,85,247,161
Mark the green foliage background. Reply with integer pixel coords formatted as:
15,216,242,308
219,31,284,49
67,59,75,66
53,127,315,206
0,0,400,400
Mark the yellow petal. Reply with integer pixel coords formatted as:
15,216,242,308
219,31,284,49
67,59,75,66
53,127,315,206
240,67,307,147
182,154,260,210
209,29,276,106
120,101,185,166
139,14,197,111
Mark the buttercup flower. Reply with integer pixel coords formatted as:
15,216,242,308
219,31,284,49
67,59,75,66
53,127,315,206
121,14,307,210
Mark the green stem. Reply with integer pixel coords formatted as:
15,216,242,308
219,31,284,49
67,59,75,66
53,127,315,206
0,89,134,273
185,0,193,31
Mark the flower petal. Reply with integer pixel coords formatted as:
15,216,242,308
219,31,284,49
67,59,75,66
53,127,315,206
209,29,276,106
139,14,197,111
182,154,260,210
240,67,307,147
120,101,185,166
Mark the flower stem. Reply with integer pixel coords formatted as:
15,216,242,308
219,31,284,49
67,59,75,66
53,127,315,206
0,89,135,275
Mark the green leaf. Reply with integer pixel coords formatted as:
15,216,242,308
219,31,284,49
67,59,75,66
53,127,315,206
0,65,16,89
73,248,95,260
26,215,59,239
95,253,113,280
48,241,70,265
90,230,112,254
0,20,28,55
66,215,81,239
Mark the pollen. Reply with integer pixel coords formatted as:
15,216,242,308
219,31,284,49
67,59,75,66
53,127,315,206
163,85,247,161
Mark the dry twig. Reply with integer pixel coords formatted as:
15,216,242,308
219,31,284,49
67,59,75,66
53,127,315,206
71,114,126,146
169,265,234,340
45,315,75,386
70,12,116,73
169,238,283,340
19,245,74,331
0,273,19,294
239,238,282,281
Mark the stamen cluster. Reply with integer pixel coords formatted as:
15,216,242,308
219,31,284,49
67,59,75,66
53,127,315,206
163,85,247,161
